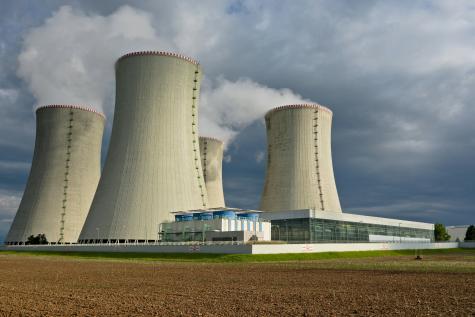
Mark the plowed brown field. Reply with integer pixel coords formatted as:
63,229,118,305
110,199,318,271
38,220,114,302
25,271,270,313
0,254,473,316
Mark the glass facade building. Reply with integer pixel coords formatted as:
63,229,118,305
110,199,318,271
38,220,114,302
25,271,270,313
270,218,434,243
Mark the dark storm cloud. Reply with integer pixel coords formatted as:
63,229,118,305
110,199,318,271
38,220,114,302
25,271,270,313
223,121,267,208
0,0,474,241
211,1,475,225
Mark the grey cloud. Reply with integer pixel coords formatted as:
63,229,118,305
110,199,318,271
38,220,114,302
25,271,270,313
16,4,310,143
0,161,30,172
0,189,22,242
255,151,265,164
0,190,21,217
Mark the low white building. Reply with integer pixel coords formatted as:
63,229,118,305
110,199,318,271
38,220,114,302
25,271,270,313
161,209,271,242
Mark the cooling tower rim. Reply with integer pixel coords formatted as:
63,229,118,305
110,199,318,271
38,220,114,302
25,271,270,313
117,51,199,65
265,104,333,118
36,105,106,120
199,136,224,144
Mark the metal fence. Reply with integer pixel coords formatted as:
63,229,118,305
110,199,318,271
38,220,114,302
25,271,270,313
3,239,438,247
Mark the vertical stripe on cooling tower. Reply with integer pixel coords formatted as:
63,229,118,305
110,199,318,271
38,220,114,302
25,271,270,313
313,108,324,211
262,117,271,197
59,109,74,242
202,140,208,182
191,64,207,208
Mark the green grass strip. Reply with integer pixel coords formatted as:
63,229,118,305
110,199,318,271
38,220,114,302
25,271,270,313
1,248,473,263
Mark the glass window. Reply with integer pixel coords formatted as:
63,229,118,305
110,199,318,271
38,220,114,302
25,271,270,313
271,218,434,243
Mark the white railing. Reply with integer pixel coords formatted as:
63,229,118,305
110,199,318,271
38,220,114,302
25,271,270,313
3,240,248,247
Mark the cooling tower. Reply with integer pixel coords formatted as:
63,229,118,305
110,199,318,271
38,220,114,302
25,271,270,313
5,105,105,244
79,51,208,243
199,136,225,208
259,104,342,212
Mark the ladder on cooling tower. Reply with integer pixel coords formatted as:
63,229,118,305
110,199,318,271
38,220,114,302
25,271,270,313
313,109,324,211
59,110,74,243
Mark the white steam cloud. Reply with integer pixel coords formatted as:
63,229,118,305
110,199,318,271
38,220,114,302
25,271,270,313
17,6,170,111
17,5,308,144
200,77,309,142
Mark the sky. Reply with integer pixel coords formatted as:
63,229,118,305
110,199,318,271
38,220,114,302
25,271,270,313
1,0,474,242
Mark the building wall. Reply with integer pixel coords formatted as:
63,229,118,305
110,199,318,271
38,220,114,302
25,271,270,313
251,242,459,254
162,218,271,242
261,209,434,230
199,137,225,208
368,235,430,243
0,242,459,254
206,231,267,242
79,52,208,242
6,106,104,243
1,244,254,254
260,105,342,212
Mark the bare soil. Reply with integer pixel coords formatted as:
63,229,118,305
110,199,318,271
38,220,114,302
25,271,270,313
0,255,473,316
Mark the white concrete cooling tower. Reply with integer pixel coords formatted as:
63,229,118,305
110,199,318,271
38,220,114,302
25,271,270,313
5,105,105,244
199,136,225,208
259,104,342,212
79,51,209,243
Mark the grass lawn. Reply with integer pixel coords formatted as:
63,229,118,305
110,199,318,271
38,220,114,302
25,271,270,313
1,248,474,271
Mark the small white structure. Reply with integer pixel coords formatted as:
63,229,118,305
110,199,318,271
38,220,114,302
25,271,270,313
161,209,271,242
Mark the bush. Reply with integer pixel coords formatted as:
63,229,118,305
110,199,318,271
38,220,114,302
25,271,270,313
434,223,450,241
465,225,475,241
26,234,48,245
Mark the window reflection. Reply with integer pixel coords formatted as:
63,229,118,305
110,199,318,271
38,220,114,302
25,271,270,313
270,218,434,243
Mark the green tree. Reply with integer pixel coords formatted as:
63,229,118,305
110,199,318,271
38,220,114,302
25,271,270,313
434,223,450,241
26,233,48,245
465,225,475,241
